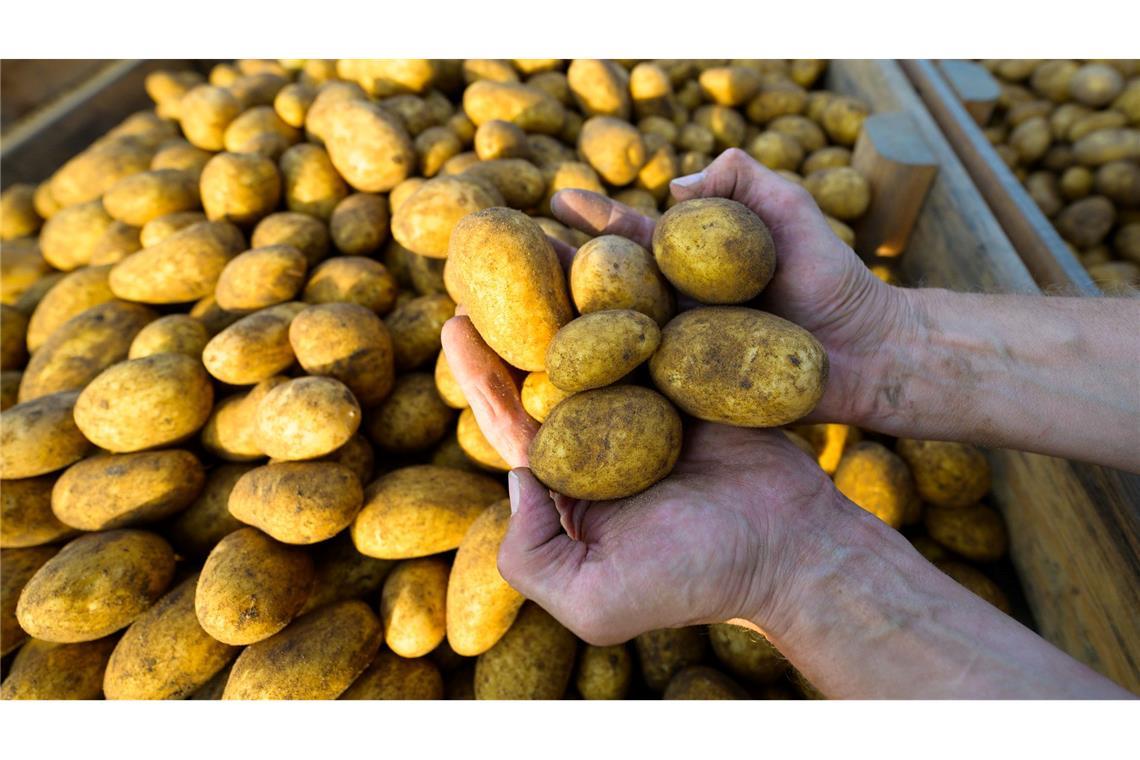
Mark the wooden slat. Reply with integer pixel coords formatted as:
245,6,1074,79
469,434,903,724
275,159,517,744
938,59,1001,126
830,60,1140,694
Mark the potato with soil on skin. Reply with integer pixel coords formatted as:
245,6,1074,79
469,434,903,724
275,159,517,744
199,377,284,461
2,546,59,654
434,350,468,409
578,116,647,186
521,371,574,423
392,176,503,259
202,302,305,385
38,200,114,272
138,210,208,247
895,439,991,508
214,245,308,313
708,623,787,684
222,106,300,158
324,99,416,193
569,235,675,326
1,239,52,306
166,463,252,558
223,599,382,700
49,136,156,209
365,372,455,454
652,198,776,304
279,143,348,221
17,530,175,643
89,220,143,265
299,532,394,616
1,477,75,548
650,307,828,428
925,503,1009,562
199,152,281,226
474,602,577,700
664,665,748,699
352,464,506,559
576,643,633,700
446,499,524,656
456,408,510,471
103,574,238,700
73,353,213,453
51,449,205,531
445,208,573,372
474,120,531,161
229,462,363,545
832,441,916,529
127,314,209,360
329,193,390,255
110,220,246,304
384,293,456,371
1,391,92,479
529,385,681,501
254,376,361,461
102,169,200,228
461,158,546,210
0,636,118,700
341,651,445,699
1,184,42,240
540,161,607,214
251,213,329,268
150,141,212,181
303,256,399,315
636,626,708,692
462,80,566,135
545,310,661,392
1073,128,1140,166
24,265,116,354
178,85,242,151
381,557,450,658
567,59,630,120
289,302,395,407
1054,195,1116,248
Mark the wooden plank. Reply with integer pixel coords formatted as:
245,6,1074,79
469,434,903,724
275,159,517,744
0,60,108,131
830,60,1140,694
938,59,1000,126
901,59,1100,297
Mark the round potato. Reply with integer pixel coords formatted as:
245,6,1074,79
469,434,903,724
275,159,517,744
1,391,92,479
664,665,748,699
178,85,242,150
330,193,390,255
365,372,455,454
0,637,118,700
384,293,456,371
802,146,852,174
2,546,59,654
150,141,212,181
569,235,674,326
39,200,115,272
578,116,647,186
229,462,363,545
110,220,246,304
415,126,463,177
546,310,661,392
166,463,252,558
222,106,299,158
820,96,869,146
341,651,445,699
274,81,317,128
896,439,991,508
202,302,306,385
520,371,574,423
925,503,1009,562
635,626,708,692
16,530,175,643
1095,160,1140,207
746,131,804,172
251,211,330,266
381,557,450,658
200,152,281,226
324,99,416,192
474,602,576,700
254,376,361,461
1069,63,1124,107
392,176,503,259
278,143,348,221
803,167,871,221
576,643,633,700
709,623,787,684
832,441,916,529
1,184,42,240
303,257,398,316
529,385,681,500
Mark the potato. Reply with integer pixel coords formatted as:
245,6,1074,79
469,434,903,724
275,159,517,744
165,463,251,558
381,557,449,658
274,81,317,128
936,560,1012,614
744,81,808,126
110,220,245,304
635,627,707,691
338,59,436,97
253,376,361,461
294,432,374,484
303,256,399,316
1054,195,1116,247
352,464,506,559
1115,223,1140,264
415,125,462,178
1073,128,1140,166
567,59,630,119
745,131,804,172
223,600,382,700
1,391,92,479
0,239,51,306
278,143,348,221
39,200,114,271
384,293,456,371
324,99,416,193
294,534,388,614
228,462,360,547
445,208,572,371
1088,260,1140,293
199,152,281,226
456,408,509,471
23,266,115,354
474,602,576,700
103,573,238,700
664,665,748,699
572,643,632,700
0,637,117,699
202,302,305,384
88,219,143,266
520,371,574,423
529,385,681,500
49,136,155,209
818,95,868,147
1,185,42,240
708,623,787,684
1,477,73,549
392,176,503,258
545,310,661,393
895,439,990,508
691,105,745,152
434,349,468,410
2,546,58,654
1069,63,1124,107
214,245,307,313
149,140,212,181
74,353,213,453
16,530,174,643
341,650,444,699
123,314,206,361
463,80,567,135
448,111,477,146
652,198,776,304
330,193,390,255
287,302,394,407
138,210,208,247
33,182,61,220
629,62,674,120
577,116,647,186
1059,165,1094,201
769,114,827,153
102,169,200,228
697,65,762,107
1009,116,1052,164
1094,160,1140,207
925,503,1009,562
303,81,368,144
677,123,715,154
178,85,242,150
431,433,480,472
651,307,827,427
365,372,455,454
831,442,915,529
803,167,871,221
568,235,674,326
227,72,288,110
799,147,851,177
474,120,531,161
441,151,482,176
221,106,299,158
1068,110,1127,143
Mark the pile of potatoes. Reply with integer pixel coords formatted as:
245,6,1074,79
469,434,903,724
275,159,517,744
1,58,1012,700
979,59,1140,293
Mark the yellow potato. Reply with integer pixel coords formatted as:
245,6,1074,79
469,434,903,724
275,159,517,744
89,220,143,265
324,99,416,192
576,643,633,700
664,665,748,699
635,627,708,691
24,265,115,353
138,210,208,247
200,152,282,226
745,81,808,125
1,238,51,306
1069,63,1124,107
202,302,305,385
832,441,916,529
434,351,468,409
925,503,1009,562
415,125,463,178
392,176,503,258
0,637,117,700
222,105,300,158
384,293,456,371
39,200,115,271
709,623,787,684
567,59,631,119
303,256,399,315
49,135,156,209
381,557,450,658
474,119,531,161
102,169,200,228
1,184,43,240
214,245,308,313
166,463,252,557
279,143,349,220
110,220,246,304
329,192,390,255
1,391,92,479
462,80,566,134
520,371,574,423
178,85,242,150
340,650,444,699
229,462,363,545
545,310,661,392
474,602,576,700
127,314,209,360
896,439,991,508
456,407,510,471
820,96,870,146
289,302,395,406
2,546,59,654
254,376,361,461
578,116,647,186
227,72,289,111
150,140,212,181
1,476,74,549
461,158,546,210
1095,160,1140,207
569,235,674,326
694,105,747,151
338,59,437,97
699,66,762,107
365,372,455,454
803,167,872,221
769,114,827,153
746,131,804,172
300,531,394,615
274,81,317,128
1073,128,1140,166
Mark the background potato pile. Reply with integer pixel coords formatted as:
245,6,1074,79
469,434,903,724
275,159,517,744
980,59,1140,293
1,58,1017,700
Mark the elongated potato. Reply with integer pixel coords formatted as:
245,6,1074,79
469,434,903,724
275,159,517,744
462,80,566,134
254,376,361,460
289,302,395,406
324,99,416,192
195,527,314,645
446,500,524,657
392,176,503,259
102,169,200,227
636,627,708,692
214,245,308,312
166,463,252,557
925,504,1009,562
48,135,154,210
25,265,115,353
1,477,75,549
545,310,661,392
461,159,546,210
365,372,455,453
2,546,59,654
202,302,306,385
251,211,329,266
352,465,506,559
138,210,208,247
229,462,363,545
341,650,444,699
51,450,205,531
16,530,175,643
109,220,246,304
279,143,348,220
567,59,630,119
474,602,576,700
222,105,300,158
1,391,92,479
103,574,239,700
150,142,212,180
381,557,450,658
649,307,828,427
128,314,210,359
576,643,633,700
0,637,118,700
74,353,214,453
529,386,681,501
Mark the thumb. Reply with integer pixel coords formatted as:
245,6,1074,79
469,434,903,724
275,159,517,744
498,468,578,597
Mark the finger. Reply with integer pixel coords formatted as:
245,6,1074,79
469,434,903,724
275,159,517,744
499,468,584,599
551,189,656,250
440,316,538,468
506,468,565,552
545,234,578,272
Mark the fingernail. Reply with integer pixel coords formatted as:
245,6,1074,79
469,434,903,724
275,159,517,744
508,470,521,515
671,171,705,189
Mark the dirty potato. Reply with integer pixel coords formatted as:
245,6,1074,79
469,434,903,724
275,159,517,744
545,310,661,392
254,376,361,461
381,557,450,658
474,602,577,700
896,439,991,508
392,176,503,258
832,442,916,529
1,391,92,479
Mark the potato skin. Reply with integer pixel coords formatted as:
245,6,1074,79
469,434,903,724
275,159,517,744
215,245,308,312
365,372,455,454
381,557,450,658
474,602,576,700
650,306,828,427
128,314,210,360
25,265,115,353
352,464,506,559
385,293,456,371
0,636,118,700
278,143,348,221
51,449,205,531
325,99,416,192
635,626,708,691
39,200,115,272
103,574,239,700
166,463,252,558
652,198,776,304
530,385,681,501
446,208,573,371
578,116,647,185
330,193,390,255
896,439,991,508
546,310,661,392
2,546,59,654
16,530,175,643
304,256,399,314
289,303,395,407
462,80,566,134
178,85,242,151
664,665,748,699
446,499,524,656
195,527,314,645
102,169,200,227
254,376,361,461
832,442,916,529
925,503,1009,562
1,477,75,549
202,302,305,385
434,351,468,409
109,220,246,304
200,153,282,226
223,600,382,700
392,176,503,258
708,623,787,684
520,371,574,423
229,462,363,545
1,391,92,479
74,353,214,453
576,643,633,700
567,59,630,119
340,650,444,699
